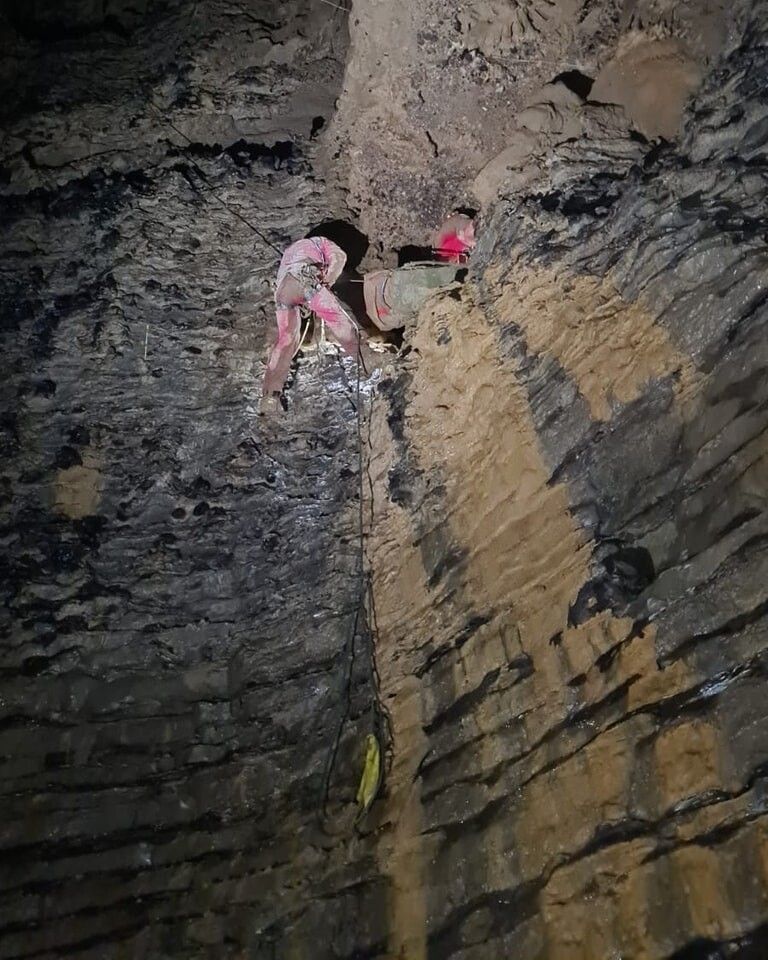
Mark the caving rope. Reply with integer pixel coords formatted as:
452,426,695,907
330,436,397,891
318,326,392,830
147,98,392,827
147,97,284,255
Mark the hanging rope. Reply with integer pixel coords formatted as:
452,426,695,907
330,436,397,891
319,331,393,827
146,96,284,255
319,329,367,824
147,93,394,825
292,309,313,359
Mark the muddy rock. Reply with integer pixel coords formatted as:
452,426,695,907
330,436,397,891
2,0,768,957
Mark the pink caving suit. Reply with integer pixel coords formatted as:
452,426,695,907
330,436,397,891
431,214,476,263
263,237,360,394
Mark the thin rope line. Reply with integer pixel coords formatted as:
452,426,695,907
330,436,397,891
319,328,366,826
146,97,284,254
292,314,312,358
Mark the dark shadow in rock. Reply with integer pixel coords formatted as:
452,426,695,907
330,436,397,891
552,70,594,99
602,545,655,594
568,542,656,627
55,446,82,468
667,924,768,959
306,220,369,270
397,244,433,266
642,138,672,169
167,138,301,173
5,2,133,42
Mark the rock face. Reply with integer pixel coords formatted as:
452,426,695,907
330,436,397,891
326,0,730,250
1,2,378,957
361,1,768,955
2,0,768,959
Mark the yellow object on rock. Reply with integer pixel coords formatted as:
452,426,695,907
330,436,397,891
356,734,381,817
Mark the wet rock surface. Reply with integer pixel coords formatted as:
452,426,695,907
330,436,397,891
2,0,768,957
1,2,380,957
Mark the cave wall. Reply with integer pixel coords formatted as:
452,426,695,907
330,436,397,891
1,3,382,957
326,0,730,251
2,0,768,958
362,0,768,956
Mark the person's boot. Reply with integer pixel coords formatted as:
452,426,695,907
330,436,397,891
258,391,281,415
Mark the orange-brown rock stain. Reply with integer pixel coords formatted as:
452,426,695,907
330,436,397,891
363,272,756,957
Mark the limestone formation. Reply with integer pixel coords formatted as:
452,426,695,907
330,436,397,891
1,0,767,957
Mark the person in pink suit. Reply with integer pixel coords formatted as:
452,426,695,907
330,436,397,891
262,236,362,398
431,213,476,263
